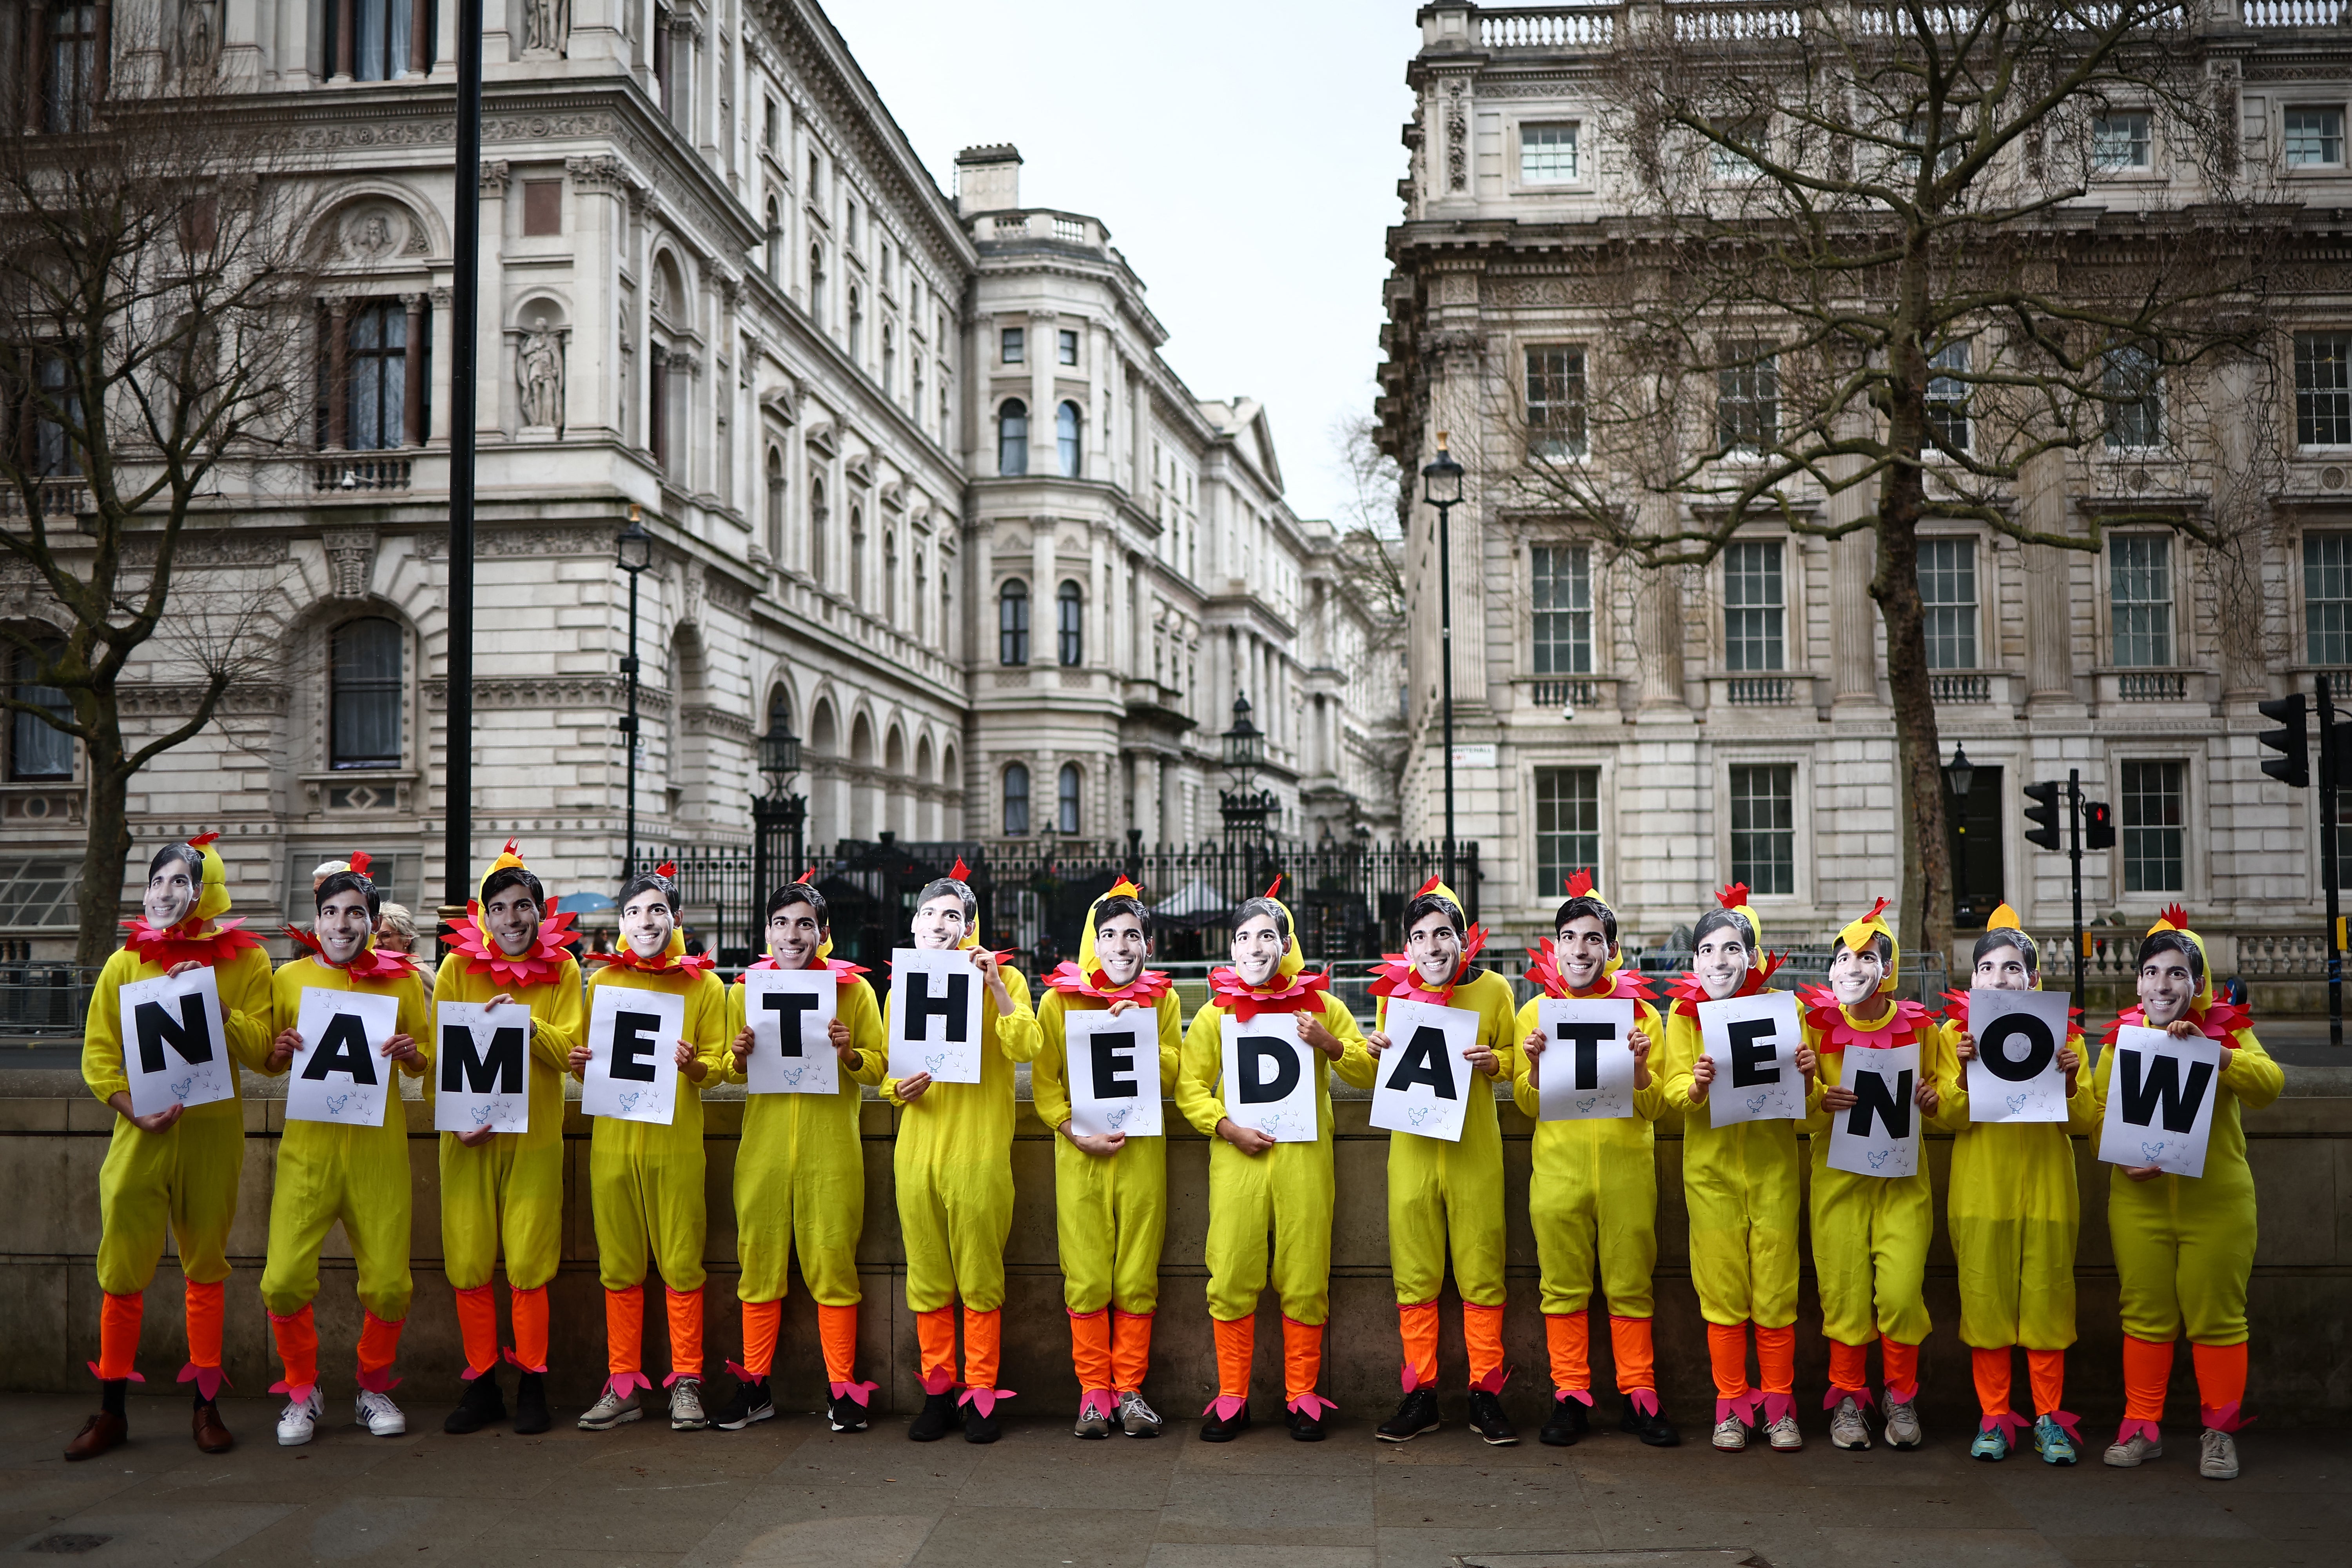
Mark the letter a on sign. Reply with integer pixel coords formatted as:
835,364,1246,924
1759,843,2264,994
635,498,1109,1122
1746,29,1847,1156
583,985,685,1124
1964,987,2072,1124
887,947,984,1083
1697,989,1806,1125
432,1000,532,1134
1370,998,1477,1142
2098,1024,2220,1178
286,987,399,1127
118,966,234,1117
1220,1012,1317,1142
1064,1008,1162,1138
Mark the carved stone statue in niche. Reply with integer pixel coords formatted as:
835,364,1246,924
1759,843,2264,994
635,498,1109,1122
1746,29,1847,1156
345,209,400,261
522,0,570,55
517,315,565,430
180,0,217,66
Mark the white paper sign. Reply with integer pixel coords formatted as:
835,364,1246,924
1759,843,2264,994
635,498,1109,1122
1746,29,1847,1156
1698,990,1808,1125
1964,988,2073,1125
118,967,234,1117
286,986,400,1127
1827,1043,1922,1179
2098,1025,2221,1178
1370,998,1479,1143
1534,997,1638,1122
583,985,686,1124
742,969,839,1096
432,1001,533,1134
888,948,986,1083
1218,1013,1318,1143
1064,1009,1163,1138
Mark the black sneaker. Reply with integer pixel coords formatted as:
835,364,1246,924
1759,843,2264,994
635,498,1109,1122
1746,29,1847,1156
1199,1400,1250,1443
961,1398,1002,1445
1619,1397,1680,1447
1540,1394,1590,1447
1377,1388,1441,1443
713,1377,774,1431
512,1372,550,1435
828,1392,870,1432
443,1370,506,1435
1468,1389,1519,1446
1285,1404,1326,1443
908,1390,960,1442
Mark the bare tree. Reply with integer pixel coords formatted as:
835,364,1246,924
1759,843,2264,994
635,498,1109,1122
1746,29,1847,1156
1491,1,2281,962
0,12,313,962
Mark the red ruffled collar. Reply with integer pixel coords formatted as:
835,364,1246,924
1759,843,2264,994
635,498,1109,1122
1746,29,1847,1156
1523,941,1654,1003
1209,965,1332,1021
122,914,262,968
1800,987,1934,1052
1941,988,2085,1042
1667,954,1786,1017
739,955,868,984
279,926,420,982
2102,998,2249,1046
1044,960,1172,1004
442,903,581,987
1368,925,1490,1005
592,943,717,977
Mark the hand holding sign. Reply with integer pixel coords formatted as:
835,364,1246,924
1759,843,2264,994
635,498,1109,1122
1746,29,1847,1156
743,969,839,1096
1532,997,1638,1122
888,948,985,1083
1827,1043,1922,1178
286,987,400,1127
1697,991,1807,1124
433,1001,532,1134
1964,988,2072,1124
118,966,234,1118
2098,1025,2221,1178
1370,999,1478,1142
1065,1009,1162,1139
583,986,687,1124
1219,1013,1318,1143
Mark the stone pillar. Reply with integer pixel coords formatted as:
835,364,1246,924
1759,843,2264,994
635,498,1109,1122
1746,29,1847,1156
408,0,431,73
2020,451,2075,707
1830,529,1878,705
325,298,350,448
1635,555,1686,709
335,0,354,78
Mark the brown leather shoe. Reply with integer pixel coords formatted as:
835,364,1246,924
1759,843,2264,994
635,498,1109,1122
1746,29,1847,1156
64,1410,126,1461
192,1400,234,1454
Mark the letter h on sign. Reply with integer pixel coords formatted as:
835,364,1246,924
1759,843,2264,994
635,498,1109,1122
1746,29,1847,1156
904,971,971,1042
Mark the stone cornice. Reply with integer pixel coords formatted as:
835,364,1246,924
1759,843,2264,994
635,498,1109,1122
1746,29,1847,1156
424,675,671,713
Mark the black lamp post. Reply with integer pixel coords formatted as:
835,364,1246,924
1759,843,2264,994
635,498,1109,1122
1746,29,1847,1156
616,506,653,879
441,0,485,917
1219,691,1273,844
750,720,807,957
1422,434,1465,886
1944,742,1978,926
1942,742,1975,800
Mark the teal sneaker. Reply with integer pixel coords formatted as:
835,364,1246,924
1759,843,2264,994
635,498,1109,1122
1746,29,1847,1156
2033,1414,2079,1466
1971,1422,2011,1462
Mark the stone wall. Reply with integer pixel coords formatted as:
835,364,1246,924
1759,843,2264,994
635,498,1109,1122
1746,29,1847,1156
5,1071,2347,1430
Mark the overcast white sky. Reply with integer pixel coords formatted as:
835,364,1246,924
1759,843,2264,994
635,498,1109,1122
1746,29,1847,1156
824,0,1421,528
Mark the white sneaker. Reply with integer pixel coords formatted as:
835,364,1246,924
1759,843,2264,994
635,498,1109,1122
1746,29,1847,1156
2199,1427,2239,1480
276,1387,325,1446
1767,1413,1804,1451
1711,1415,1747,1451
355,1390,406,1437
2104,1432,2163,1468
577,1387,642,1430
668,1376,708,1431
1882,1396,1923,1450
1829,1396,1873,1450
1117,1391,1163,1438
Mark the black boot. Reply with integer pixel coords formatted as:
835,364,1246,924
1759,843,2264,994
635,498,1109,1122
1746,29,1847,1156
908,1390,960,1442
713,1377,774,1431
1541,1394,1590,1447
1199,1399,1250,1443
444,1370,506,1434
1468,1389,1519,1446
1377,1388,1441,1443
962,1396,1002,1444
1285,1403,1325,1443
512,1372,550,1435
828,1390,871,1433
1619,1395,1680,1448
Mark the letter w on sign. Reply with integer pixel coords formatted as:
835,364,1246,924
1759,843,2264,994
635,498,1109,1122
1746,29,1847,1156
1370,998,1478,1142
432,1000,532,1134
2098,1025,2221,1178
1827,1042,1920,1179
118,966,235,1118
888,947,985,1083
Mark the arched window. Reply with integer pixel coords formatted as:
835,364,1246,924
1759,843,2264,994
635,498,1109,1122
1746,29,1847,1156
998,579,1029,665
913,546,927,639
1057,399,1082,477
882,324,896,396
1057,763,1081,835
1003,762,1031,836
809,243,826,323
809,476,828,584
849,504,866,608
848,286,863,362
764,446,786,561
765,197,781,276
8,643,71,780
884,530,898,624
1057,579,1082,666
330,617,403,769
997,399,1027,476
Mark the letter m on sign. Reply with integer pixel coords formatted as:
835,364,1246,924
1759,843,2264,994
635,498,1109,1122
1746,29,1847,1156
441,1023,526,1095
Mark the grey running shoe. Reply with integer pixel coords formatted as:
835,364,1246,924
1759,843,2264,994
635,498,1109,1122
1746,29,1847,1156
1767,1413,1804,1452
2199,1427,2239,1480
2103,1432,2162,1468
577,1387,642,1431
1073,1398,1112,1439
1711,1415,1748,1452
1829,1396,1873,1451
668,1377,708,1431
1116,1391,1163,1438
1882,1396,1923,1450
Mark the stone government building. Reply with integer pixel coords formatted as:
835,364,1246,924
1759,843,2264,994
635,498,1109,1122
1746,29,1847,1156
0,0,1403,954
1377,0,2352,978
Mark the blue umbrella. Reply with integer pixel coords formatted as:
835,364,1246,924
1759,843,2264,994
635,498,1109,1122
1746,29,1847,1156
555,892,615,914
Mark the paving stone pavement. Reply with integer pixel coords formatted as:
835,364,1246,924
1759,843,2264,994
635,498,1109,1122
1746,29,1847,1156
1,1392,2340,1566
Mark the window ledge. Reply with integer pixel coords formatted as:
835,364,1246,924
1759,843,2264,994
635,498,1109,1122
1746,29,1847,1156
299,771,416,814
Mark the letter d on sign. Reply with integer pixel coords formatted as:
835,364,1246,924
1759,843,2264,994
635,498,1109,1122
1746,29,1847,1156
1238,1033,1301,1104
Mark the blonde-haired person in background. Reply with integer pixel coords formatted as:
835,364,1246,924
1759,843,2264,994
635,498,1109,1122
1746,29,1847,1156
375,903,435,988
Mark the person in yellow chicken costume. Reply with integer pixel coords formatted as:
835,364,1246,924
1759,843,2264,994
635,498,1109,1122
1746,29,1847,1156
1940,906,2098,1467
2094,906,2282,1482
883,860,1040,1445
1175,878,1375,1443
67,833,275,1461
711,874,887,1435
1658,883,1813,1454
431,841,582,1439
569,862,730,1433
1799,897,1961,1454
1363,876,1522,1445
1511,869,1678,1449
1033,878,1183,1440
262,852,430,1446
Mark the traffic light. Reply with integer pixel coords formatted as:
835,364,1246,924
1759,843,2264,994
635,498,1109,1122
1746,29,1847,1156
2258,692,2310,789
2083,800,2115,851
2023,780,2063,851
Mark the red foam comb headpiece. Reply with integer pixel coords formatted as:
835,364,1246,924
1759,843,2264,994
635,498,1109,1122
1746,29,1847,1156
348,851,373,878
187,831,220,848
1564,867,1595,898
1415,874,1443,897
2159,902,2191,931
1716,882,1750,910
1265,875,1283,900
795,867,816,884
1858,895,1889,926
502,838,519,856
949,857,971,881
654,860,677,879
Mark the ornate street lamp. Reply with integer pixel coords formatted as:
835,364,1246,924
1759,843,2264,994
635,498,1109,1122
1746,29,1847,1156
616,506,653,879
1219,691,1274,845
1942,743,1976,799
1422,434,1465,885
750,718,808,955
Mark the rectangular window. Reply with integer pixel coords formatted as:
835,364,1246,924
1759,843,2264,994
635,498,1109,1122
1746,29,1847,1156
1710,117,1768,180
1058,329,1078,366
2297,332,2352,446
2286,106,2345,167
1717,350,1778,452
1525,346,1588,459
2103,345,2161,450
1918,538,1978,671
9,647,73,780
763,98,779,153
2306,534,2352,666
522,180,562,236
1533,768,1601,898
1520,122,1579,183
1926,341,1970,452
1001,327,1024,364
2110,535,2173,668
43,4,100,132
2092,111,2152,170
1531,545,1593,675
1728,764,1797,897
1723,541,1785,672
2120,760,2185,893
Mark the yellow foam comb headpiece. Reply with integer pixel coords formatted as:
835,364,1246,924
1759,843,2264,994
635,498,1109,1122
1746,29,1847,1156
1987,902,2022,933
478,838,529,904
1838,896,1899,995
184,831,232,924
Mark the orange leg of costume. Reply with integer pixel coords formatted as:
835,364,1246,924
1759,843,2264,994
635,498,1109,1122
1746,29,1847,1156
1707,1321,1753,1425
2191,1341,2250,1431
1463,1302,1506,1394
1610,1315,1661,1415
1069,1308,1114,1412
1397,1301,1441,1392
1827,1339,1870,1406
454,1284,499,1380
915,1307,957,1396
1111,1310,1152,1396
1207,1315,1253,1419
2118,1334,2172,1445
355,1310,404,1392
1974,1346,2013,1416
958,1307,1009,1418
603,1285,648,1396
1282,1317,1330,1416
92,1291,143,1384
180,1279,227,1399
816,1303,875,1404
1882,1337,1920,1404
663,1285,703,1383
269,1303,319,1397
736,1298,782,1381
1546,1310,1592,1401
508,1285,550,1374
2026,1348,2066,1417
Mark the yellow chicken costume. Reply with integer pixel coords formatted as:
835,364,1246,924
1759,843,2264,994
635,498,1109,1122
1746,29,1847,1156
262,853,430,1402
882,861,1041,1417
722,880,887,1412
2092,906,2282,1449
1657,883,1809,1429
582,866,729,1400
1174,877,1375,1425
1939,905,2098,1458
429,842,583,1387
1800,897,1961,1420
1033,878,1183,1421
80,833,275,1419
1510,869,1670,1422
1368,875,1521,1401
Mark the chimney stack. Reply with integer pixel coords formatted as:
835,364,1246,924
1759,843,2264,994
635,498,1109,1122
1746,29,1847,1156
955,144,1022,216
